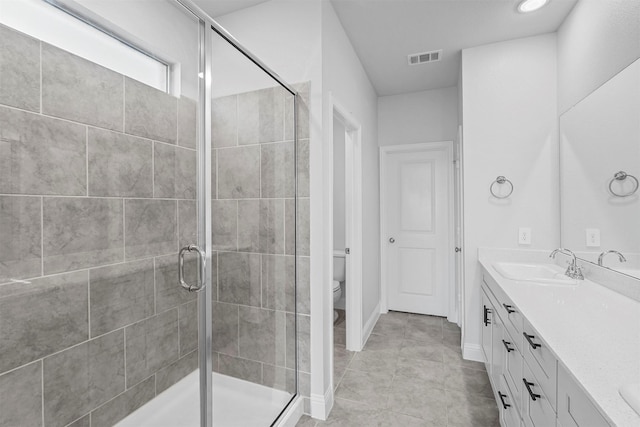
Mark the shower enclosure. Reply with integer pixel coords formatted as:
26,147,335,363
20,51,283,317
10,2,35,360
0,0,306,426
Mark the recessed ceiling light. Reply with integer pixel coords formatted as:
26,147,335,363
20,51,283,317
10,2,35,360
517,0,549,13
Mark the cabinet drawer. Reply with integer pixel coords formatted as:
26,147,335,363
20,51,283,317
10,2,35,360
522,363,556,427
499,375,521,427
523,319,557,410
503,328,523,416
557,364,610,427
483,274,523,351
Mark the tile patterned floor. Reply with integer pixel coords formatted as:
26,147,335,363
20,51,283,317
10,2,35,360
296,310,499,427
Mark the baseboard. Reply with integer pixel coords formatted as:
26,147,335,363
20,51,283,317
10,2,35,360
309,386,333,421
275,395,304,427
362,302,381,347
462,343,484,363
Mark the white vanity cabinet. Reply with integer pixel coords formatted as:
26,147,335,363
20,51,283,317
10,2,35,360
481,269,613,427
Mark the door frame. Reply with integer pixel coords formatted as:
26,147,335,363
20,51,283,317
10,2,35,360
379,141,455,321
327,93,364,354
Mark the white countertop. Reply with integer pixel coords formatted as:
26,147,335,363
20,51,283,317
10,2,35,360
479,257,640,427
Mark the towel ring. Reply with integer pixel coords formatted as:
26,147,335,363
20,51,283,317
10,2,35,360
608,171,639,197
490,176,513,199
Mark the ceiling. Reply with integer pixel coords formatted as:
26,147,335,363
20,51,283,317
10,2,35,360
193,0,578,96
193,0,270,17
331,0,578,96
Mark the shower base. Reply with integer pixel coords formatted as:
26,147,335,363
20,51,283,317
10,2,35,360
115,370,292,427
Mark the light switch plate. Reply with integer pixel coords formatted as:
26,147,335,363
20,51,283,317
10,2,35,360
518,227,531,245
586,228,601,247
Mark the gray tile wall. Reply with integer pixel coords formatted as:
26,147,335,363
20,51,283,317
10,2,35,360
210,82,312,410
0,24,199,427
0,23,312,425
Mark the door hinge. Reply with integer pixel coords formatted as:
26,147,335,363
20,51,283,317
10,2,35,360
455,247,462,253
345,248,350,255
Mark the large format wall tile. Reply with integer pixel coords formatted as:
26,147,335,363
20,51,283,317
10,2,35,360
212,301,238,356
0,196,41,282
237,200,259,252
155,253,197,313
218,354,262,384
43,198,123,274
178,96,197,149
43,330,125,427
178,200,197,249
0,361,42,427
297,139,310,197
238,306,279,365
88,128,153,197
90,376,155,427
154,143,196,199
42,44,123,131
125,77,177,144
89,259,155,338
261,141,294,198
0,271,88,373
237,91,258,145
156,350,198,394
0,25,40,112
217,145,260,199
285,198,309,256
125,309,179,387
179,301,198,356
287,314,310,372
218,251,261,307
259,199,285,254
262,255,295,312
212,200,237,251
125,199,177,259
0,106,86,196
212,95,237,148
297,257,311,315
258,87,285,143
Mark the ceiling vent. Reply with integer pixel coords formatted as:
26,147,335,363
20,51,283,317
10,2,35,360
407,49,442,66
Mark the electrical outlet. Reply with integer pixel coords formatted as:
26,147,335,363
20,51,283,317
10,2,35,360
586,228,601,247
519,227,531,245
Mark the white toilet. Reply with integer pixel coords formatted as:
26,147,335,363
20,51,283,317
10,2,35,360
333,253,346,322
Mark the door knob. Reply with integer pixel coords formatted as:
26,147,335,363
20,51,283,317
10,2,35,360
389,237,395,243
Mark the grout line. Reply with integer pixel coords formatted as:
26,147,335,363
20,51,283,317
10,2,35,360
123,328,127,389
40,197,44,276
41,360,44,427
39,41,42,114
85,127,89,196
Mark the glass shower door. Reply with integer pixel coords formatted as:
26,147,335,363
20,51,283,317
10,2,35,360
0,1,209,426
209,25,300,426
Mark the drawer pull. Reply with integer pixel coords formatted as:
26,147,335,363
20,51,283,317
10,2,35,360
503,303,516,314
523,332,541,349
498,391,511,409
523,378,541,401
483,305,492,326
502,339,514,352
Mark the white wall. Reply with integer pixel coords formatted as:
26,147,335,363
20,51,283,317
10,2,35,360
557,0,640,114
378,86,459,146
322,0,379,354
333,119,346,251
461,34,560,359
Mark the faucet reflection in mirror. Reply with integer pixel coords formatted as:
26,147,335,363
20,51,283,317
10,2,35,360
559,58,640,280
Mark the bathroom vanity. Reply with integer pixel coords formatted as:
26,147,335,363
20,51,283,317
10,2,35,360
479,255,640,427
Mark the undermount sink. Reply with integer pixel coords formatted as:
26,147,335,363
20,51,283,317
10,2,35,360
492,262,579,285
620,383,640,416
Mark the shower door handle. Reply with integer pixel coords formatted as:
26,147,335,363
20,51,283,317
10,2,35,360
178,244,206,292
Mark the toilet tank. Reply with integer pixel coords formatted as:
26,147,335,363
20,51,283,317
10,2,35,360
333,252,346,282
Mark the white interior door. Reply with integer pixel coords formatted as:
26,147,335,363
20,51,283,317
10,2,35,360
383,143,452,316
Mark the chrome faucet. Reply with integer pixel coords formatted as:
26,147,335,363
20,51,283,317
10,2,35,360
598,250,627,267
549,248,584,280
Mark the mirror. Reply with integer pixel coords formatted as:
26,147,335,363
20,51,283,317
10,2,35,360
560,58,640,279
